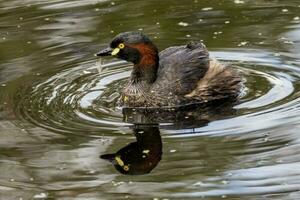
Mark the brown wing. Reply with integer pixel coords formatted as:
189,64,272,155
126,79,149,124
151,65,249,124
153,41,210,95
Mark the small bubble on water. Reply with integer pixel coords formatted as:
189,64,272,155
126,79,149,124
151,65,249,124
186,34,191,38
170,149,177,153
44,18,50,21
225,20,230,24
111,2,115,5
110,30,114,33
19,17,23,20
95,8,100,11
222,195,227,198
138,28,143,31
10,178,15,182
294,16,300,20
27,41,32,44
282,9,289,13
1,83,6,87
30,177,34,181
2,37,6,40
156,22,160,25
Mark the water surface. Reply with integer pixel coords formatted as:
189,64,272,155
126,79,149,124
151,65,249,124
1,0,300,199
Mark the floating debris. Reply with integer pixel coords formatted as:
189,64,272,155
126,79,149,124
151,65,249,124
237,41,248,46
202,7,213,11
143,149,150,154
225,20,230,24
33,193,47,199
186,34,191,38
282,9,289,13
170,149,177,153
234,0,244,4
193,181,204,186
178,22,189,27
294,16,300,20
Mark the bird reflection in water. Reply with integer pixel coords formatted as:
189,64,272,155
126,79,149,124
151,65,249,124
100,103,237,175
101,124,162,175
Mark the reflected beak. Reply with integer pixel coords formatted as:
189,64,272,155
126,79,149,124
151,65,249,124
100,154,116,163
95,47,113,56
95,47,120,56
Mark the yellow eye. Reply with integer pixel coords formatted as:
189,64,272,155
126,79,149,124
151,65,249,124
118,43,125,49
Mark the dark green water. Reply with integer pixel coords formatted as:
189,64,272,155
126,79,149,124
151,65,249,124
1,0,300,199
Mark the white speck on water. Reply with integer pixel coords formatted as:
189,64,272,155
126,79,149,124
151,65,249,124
1,83,6,87
222,180,229,185
193,181,204,186
198,19,203,22
143,149,150,154
222,195,227,198
284,40,294,44
238,41,248,46
178,22,189,27
138,130,144,134
225,20,230,24
110,30,114,33
186,34,191,37
202,7,213,11
17,25,21,28
2,37,6,40
27,41,32,44
274,53,281,56
95,8,100,11
112,181,125,186
234,0,244,4
111,2,115,5
282,9,289,13
294,16,300,20
138,28,143,31
33,193,47,199
83,70,91,74
44,18,50,21
10,178,15,182
258,32,262,36
156,22,160,25
30,177,34,181
258,41,265,44
19,17,23,20
170,149,177,153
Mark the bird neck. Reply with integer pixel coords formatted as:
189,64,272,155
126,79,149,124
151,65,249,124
130,43,159,84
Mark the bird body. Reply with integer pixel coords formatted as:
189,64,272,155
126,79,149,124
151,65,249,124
97,32,242,108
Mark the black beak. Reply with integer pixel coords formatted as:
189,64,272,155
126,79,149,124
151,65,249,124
95,47,112,57
100,154,116,163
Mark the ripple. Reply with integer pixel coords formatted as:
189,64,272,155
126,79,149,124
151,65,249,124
15,50,300,139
